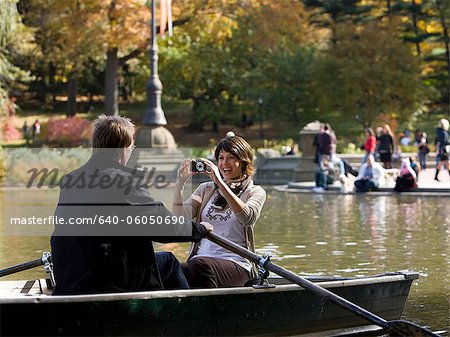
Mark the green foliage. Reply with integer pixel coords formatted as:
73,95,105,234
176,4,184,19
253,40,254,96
4,0,449,133
0,0,33,116
314,20,424,128
2,148,91,185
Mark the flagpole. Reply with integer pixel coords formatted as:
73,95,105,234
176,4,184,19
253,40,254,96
144,0,167,125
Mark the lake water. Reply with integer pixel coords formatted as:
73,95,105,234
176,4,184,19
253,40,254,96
0,187,448,334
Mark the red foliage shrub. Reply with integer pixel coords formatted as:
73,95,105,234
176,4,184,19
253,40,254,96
47,117,92,146
1,120,21,141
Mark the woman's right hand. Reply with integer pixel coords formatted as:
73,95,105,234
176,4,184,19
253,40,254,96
200,221,214,232
177,159,196,183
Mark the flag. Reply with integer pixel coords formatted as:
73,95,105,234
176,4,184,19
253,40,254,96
167,0,173,37
160,0,167,37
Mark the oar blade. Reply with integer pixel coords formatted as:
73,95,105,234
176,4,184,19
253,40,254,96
387,320,441,337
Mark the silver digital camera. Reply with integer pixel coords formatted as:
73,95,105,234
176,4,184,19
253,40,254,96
191,159,206,173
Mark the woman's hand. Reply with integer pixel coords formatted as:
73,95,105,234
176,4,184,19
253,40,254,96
177,159,197,183
200,221,214,232
200,158,224,186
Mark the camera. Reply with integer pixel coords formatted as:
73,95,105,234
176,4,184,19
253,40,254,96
191,159,206,173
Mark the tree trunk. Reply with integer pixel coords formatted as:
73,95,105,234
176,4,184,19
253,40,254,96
189,97,205,131
411,0,421,56
67,72,77,117
49,62,56,103
104,48,119,116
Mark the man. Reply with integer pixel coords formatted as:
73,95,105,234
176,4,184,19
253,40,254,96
51,115,212,295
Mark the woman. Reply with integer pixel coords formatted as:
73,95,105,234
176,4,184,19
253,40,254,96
354,154,385,192
434,118,449,181
377,124,395,169
172,136,266,288
417,132,429,169
394,158,418,192
362,128,377,164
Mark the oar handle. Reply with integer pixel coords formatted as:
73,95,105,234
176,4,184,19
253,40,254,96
207,232,391,327
0,254,51,278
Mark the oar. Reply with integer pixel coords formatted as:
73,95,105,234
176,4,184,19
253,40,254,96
206,232,440,337
0,252,51,278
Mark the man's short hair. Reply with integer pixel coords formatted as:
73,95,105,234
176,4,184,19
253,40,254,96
92,115,135,149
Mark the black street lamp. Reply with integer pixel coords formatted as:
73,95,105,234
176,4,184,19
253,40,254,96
144,0,167,126
136,0,176,148
258,96,264,139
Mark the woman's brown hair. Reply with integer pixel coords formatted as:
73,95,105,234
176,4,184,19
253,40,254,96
214,136,255,177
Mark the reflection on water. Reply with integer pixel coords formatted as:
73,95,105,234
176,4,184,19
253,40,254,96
0,189,448,333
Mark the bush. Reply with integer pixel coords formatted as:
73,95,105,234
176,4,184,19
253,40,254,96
1,120,21,141
47,117,92,147
3,148,91,186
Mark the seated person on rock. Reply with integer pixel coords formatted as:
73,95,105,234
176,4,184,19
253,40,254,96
51,115,213,295
394,158,418,192
354,154,385,192
314,155,334,191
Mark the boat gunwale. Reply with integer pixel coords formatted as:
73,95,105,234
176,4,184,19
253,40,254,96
0,272,419,304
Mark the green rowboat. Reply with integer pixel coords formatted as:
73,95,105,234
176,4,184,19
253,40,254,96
0,271,418,336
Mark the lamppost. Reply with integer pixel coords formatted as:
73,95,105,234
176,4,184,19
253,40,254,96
136,0,175,148
258,96,264,139
144,0,167,125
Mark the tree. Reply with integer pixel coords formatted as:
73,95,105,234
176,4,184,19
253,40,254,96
0,0,32,118
20,0,105,116
314,20,423,128
158,0,316,130
385,0,449,115
302,0,375,45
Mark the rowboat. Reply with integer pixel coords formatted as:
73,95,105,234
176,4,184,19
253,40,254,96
0,271,419,336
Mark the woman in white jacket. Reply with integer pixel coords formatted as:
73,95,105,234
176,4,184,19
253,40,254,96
354,154,385,192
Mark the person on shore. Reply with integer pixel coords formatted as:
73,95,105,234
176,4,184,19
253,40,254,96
434,118,449,181
354,154,385,192
32,119,40,141
51,115,212,295
417,132,429,169
22,121,30,144
362,128,377,164
325,124,337,159
314,155,333,191
377,124,395,169
172,136,266,288
409,156,420,180
394,158,418,192
313,124,326,164
399,129,411,146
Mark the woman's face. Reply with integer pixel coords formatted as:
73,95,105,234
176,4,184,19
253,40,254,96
218,150,243,181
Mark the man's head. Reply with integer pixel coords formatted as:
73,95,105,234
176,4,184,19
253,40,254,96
92,115,135,164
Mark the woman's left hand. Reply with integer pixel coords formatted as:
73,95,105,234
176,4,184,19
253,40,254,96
200,158,223,185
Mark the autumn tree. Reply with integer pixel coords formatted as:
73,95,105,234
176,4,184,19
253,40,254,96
158,0,316,130
313,20,423,128
20,0,105,116
0,0,32,117
302,0,375,45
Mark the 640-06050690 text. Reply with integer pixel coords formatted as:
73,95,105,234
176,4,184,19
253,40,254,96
9,215,186,226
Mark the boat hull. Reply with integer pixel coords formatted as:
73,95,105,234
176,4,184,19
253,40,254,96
0,272,418,336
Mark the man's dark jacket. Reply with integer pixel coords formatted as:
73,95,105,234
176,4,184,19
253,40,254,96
51,153,207,295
